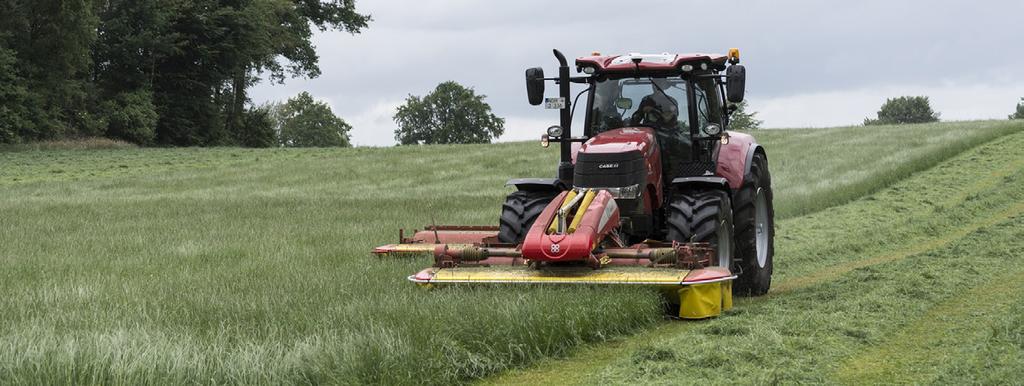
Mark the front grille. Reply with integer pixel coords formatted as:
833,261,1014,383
676,161,717,177
574,150,645,188
574,157,644,175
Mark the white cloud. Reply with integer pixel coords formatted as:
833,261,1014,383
343,100,404,147
500,116,558,143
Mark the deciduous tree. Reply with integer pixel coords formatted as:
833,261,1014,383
1009,98,1024,120
1,0,98,139
729,101,763,131
236,106,278,148
0,43,31,143
393,81,505,145
276,92,352,147
865,96,940,125
0,0,370,146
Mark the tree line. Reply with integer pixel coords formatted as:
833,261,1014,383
2,0,1016,149
0,0,369,146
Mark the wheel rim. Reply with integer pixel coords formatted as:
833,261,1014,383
717,209,733,268
754,187,769,268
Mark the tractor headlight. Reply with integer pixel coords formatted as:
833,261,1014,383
702,124,722,136
582,66,596,75
601,184,641,199
547,125,564,138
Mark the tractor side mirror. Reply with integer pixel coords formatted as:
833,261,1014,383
726,64,746,103
526,67,545,106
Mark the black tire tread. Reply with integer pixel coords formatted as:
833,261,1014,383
732,152,775,296
666,191,724,243
498,190,557,244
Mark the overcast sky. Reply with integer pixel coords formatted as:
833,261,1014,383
250,0,1024,146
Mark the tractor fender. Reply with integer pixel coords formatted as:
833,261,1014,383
505,178,567,193
715,131,758,190
744,144,766,178
670,176,730,192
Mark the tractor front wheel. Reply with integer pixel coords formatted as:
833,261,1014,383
498,190,558,244
666,189,735,269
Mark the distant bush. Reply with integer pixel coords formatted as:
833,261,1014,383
275,92,352,147
729,101,763,130
75,110,110,139
235,107,277,148
865,96,940,125
1010,98,1024,120
99,90,158,145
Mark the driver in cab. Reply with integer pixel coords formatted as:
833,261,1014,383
630,78,680,132
629,78,691,180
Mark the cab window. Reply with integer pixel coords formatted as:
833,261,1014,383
693,80,722,137
589,77,690,136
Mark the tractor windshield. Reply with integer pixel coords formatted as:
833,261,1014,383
589,77,696,182
589,77,690,136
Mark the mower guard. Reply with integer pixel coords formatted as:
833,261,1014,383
409,265,731,286
406,264,734,319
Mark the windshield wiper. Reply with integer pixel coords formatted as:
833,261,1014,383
648,78,671,100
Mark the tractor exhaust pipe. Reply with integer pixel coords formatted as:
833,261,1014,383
553,49,574,185
525,49,575,185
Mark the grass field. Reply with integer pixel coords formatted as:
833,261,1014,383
491,124,1024,384
1,120,1022,384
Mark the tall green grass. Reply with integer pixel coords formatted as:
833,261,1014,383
0,120,1021,384
0,144,662,384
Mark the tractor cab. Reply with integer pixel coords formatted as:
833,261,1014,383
525,51,745,240
586,74,725,185
528,51,744,185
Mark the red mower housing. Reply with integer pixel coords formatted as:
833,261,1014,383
520,190,620,263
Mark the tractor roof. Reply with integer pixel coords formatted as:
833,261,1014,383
575,52,728,75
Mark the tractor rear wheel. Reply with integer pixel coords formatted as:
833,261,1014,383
498,190,558,244
732,152,774,296
666,190,735,269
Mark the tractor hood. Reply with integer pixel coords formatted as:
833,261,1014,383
572,128,658,190
574,127,657,161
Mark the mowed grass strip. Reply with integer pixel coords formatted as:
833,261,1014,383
0,121,1021,384
755,120,1022,218
611,215,1024,385
489,129,1024,385
836,269,1024,384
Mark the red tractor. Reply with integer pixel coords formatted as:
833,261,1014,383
375,48,774,318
